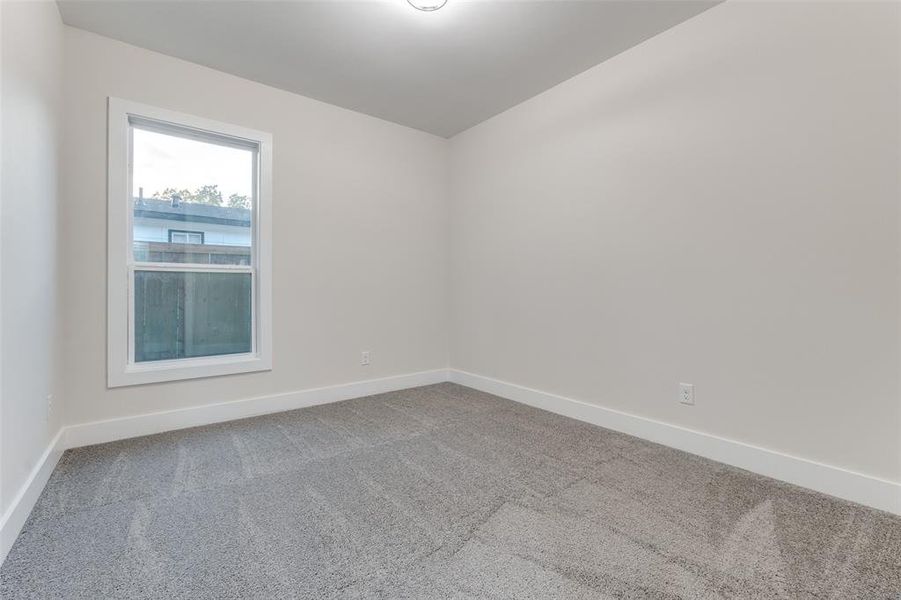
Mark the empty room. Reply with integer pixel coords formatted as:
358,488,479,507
1,0,899,597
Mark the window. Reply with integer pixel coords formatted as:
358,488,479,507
168,230,204,245
108,98,272,387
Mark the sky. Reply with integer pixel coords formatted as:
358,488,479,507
132,128,253,201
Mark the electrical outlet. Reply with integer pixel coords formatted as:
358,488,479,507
361,351,371,366
46,394,54,420
679,383,694,405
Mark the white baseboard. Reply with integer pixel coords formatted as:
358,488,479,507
65,368,450,449
4,366,897,571
450,369,901,516
0,429,66,565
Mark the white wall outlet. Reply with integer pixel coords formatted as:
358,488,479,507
679,383,695,405
361,351,371,366
46,393,54,420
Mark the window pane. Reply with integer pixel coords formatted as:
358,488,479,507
132,127,253,266
134,271,252,362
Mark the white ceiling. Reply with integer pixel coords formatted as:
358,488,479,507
57,0,719,138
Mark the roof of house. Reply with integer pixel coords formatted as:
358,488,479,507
133,198,251,227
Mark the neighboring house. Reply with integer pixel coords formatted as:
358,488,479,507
132,197,251,265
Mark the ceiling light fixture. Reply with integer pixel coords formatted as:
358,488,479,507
407,0,447,11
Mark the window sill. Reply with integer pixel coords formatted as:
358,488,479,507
108,353,271,388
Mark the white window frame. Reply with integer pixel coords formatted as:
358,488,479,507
107,97,272,387
168,230,204,245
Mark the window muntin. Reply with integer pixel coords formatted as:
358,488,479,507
108,97,272,387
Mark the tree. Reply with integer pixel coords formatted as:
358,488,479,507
193,184,223,206
151,185,230,206
227,193,250,209
152,187,194,203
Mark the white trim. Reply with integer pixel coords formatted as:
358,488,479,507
449,369,901,516
65,369,449,449
0,429,66,566
118,353,269,387
128,263,253,272
3,368,898,571
107,97,273,388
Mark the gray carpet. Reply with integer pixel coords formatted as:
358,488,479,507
1,383,899,599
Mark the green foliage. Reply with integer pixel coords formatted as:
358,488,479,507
152,187,193,202
151,184,247,208
227,193,250,209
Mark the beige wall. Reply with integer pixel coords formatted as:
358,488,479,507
60,27,449,425
1,1,65,513
449,0,901,482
